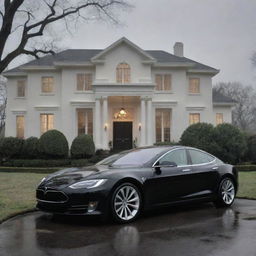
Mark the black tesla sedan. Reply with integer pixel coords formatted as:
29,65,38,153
36,146,238,223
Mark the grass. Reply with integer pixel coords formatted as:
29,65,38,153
237,172,256,199
0,171,256,223
0,172,47,223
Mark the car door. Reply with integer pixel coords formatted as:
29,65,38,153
187,149,219,198
144,148,195,206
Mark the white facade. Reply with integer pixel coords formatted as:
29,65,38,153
4,38,233,150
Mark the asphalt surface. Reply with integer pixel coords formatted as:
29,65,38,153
1,199,256,256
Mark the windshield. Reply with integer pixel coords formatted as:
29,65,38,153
96,148,167,167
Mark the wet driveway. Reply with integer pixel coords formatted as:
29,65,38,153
1,199,256,256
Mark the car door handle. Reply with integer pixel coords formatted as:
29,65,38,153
182,168,191,172
212,166,219,170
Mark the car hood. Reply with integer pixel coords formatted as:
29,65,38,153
39,165,109,189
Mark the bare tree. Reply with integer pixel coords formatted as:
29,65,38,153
0,76,6,136
0,0,131,73
214,82,256,132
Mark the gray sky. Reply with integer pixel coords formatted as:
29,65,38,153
15,0,256,86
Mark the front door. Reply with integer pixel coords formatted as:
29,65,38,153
113,122,133,150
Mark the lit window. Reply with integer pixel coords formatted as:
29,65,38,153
155,74,171,91
40,114,54,134
189,113,200,125
16,115,24,138
77,109,93,136
189,78,200,93
216,113,223,125
77,74,92,91
17,80,26,97
41,77,54,93
155,109,171,142
116,63,131,83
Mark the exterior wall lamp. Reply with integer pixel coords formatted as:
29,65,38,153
139,123,141,131
104,123,108,131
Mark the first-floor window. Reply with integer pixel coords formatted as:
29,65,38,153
216,113,223,125
40,114,54,134
189,113,200,125
77,108,93,136
16,115,24,138
155,109,171,143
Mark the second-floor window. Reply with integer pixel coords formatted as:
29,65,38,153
77,74,92,91
216,113,223,125
155,74,171,91
41,77,54,93
189,78,200,93
189,113,200,125
116,63,130,83
17,80,26,97
40,114,54,134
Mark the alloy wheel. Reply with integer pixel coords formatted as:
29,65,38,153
114,185,140,221
221,179,235,205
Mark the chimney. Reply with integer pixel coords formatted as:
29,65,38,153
173,42,184,57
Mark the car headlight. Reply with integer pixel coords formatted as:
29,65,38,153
69,179,107,189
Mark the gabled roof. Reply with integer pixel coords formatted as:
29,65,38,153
212,90,236,104
3,37,218,75
91,37,155,62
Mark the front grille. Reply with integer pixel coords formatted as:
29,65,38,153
36,189,68,203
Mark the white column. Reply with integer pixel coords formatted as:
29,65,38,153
102,96,109,149
140,98,146,146
147,99,153,146
95,98,101,149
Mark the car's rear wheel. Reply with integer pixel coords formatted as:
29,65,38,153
214,177,235,208
111,183,142,223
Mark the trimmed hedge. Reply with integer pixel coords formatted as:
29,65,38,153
39,130,69,158
247,135,256,163
0,166,62,174
71,134,95,159
22,137,40,159
236,165,256,172
0,137,23,158
180,123,217,154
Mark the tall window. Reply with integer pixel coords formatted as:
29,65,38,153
216,113,223,125
189,78,200,93
77,109,93,136
155,109,171,143
189,113,200,125
40,114,54,134
116,63,131,83
41,77,54,93
155,74,171,91
17,80,26,97
16,115,24,138
77,74,92,91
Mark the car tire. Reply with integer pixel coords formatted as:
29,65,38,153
111,182,142,223
214,177,236,208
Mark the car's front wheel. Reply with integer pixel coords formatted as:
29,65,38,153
111,183,142,223
214,177,235,208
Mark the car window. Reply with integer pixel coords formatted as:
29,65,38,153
188,149,215,165
97,148,167,167
158,149,188,166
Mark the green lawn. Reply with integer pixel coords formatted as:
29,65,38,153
237,172,256,199
0,171,255,223
0,172,47,223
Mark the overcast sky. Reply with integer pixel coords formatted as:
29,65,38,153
14,0,256,86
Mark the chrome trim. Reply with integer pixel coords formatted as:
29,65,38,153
152,147,216,168
37,199,66,204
